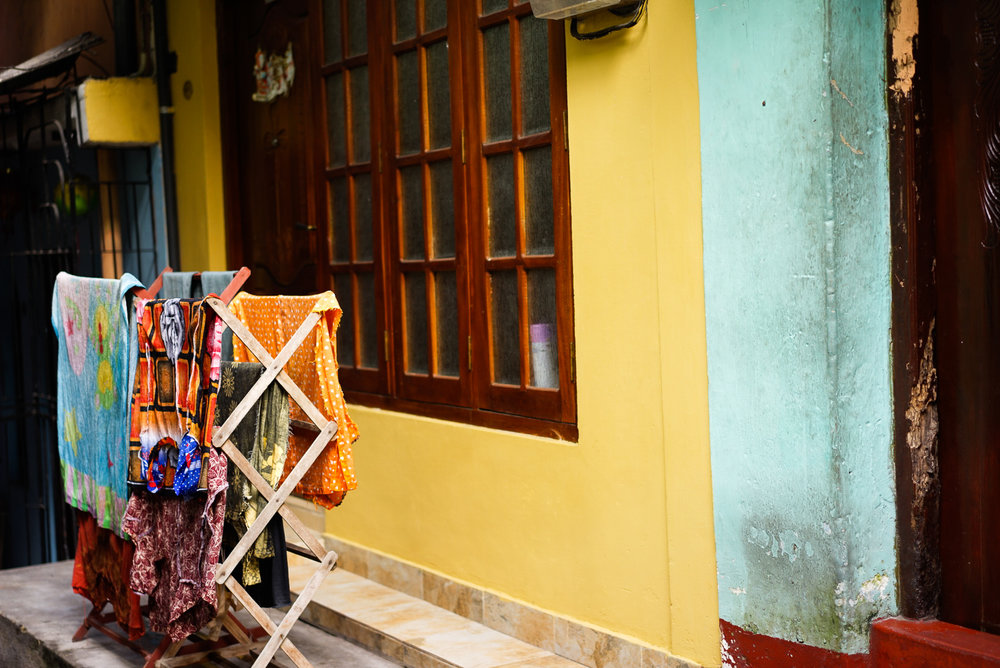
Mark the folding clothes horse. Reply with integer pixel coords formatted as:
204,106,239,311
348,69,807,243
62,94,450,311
168,295,340,668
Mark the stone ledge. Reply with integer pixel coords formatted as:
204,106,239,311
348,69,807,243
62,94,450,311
289,555,583,668
290,536,700,668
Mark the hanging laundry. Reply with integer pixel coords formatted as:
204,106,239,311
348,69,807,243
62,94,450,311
51,272,142,535
71,511,144,640
122,448,228,641
226,518,291,609
161,270,238,360
162,270,238,302
229,292,359,508
215,361,291,596
126,297,225,493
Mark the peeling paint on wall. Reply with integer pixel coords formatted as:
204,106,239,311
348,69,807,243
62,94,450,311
906,320,938,513
890,0,919,96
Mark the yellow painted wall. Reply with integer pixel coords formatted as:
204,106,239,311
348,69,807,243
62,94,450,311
168,0,227,271
168,0,715,663
78,78,160,146
325,5,718,665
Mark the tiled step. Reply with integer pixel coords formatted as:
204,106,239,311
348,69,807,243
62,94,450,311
287,554,586,668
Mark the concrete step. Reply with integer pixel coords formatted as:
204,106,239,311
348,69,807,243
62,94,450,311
288,553,586,668
0,559,398,667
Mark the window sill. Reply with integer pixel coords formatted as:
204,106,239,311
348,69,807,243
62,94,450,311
342,391,579,442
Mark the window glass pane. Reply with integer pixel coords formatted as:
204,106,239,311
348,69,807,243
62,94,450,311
429,160,455,259
332,274,355,367
434,271,458,377
425,41,451,151
483,23,512,143
394,0,416,42
519,16,550,136
523,147,553,255
527,268,558,388
358,272,378,368
490,270,520,385
346,0,367,56
323,0,343,64
396,50,421,155
329,177,350,262
424,0,447,32
326,73,346,168
353,173,373,261
349,66,371,164
482,0,508,15
487,153,516,257
400,165,425,260
405,272,429,374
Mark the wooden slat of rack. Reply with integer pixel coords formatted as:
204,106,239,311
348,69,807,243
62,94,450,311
211,310,323,447
204,295,341,668
225,577,316,668
252,549,338,667
206,297,331,429
219,437,328,561
215,421,337,584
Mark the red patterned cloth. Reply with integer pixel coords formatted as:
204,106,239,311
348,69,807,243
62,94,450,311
71,511,145,640
122,448,228,641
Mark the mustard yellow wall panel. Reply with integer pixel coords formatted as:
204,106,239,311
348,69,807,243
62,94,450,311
167,0,716,663
76,77,159,146
168,0,227,271
326,4,719,666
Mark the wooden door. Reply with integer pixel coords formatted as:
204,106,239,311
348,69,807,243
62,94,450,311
218,0,324,295
918,0,1000,633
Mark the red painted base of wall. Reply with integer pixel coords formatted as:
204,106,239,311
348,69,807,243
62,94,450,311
720,619,868,668
870,618,1000,667
721,618,1000,667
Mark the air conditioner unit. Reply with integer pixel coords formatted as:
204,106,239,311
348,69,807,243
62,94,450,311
530,0,630,19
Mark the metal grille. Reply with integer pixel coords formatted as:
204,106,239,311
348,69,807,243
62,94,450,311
0,84,167,568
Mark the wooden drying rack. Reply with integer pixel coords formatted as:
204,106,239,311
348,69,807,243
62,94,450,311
73,267,340,667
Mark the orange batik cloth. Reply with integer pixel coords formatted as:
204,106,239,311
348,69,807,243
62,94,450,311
229,292,359,508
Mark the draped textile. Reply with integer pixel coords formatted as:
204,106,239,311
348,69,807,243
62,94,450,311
71,511,145,640
51,272,142,535
215,361,289,586
122,448,228,641
229,292,359,508
126,297,224,493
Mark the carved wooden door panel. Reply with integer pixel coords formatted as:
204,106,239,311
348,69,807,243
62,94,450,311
921,0,1000,633
219,0,323,295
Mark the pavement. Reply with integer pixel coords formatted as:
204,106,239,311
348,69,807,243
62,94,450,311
0,559,400,667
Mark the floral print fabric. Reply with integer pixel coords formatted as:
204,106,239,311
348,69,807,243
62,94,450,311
229,292,359,508
51,272,142,536
122,448,228,642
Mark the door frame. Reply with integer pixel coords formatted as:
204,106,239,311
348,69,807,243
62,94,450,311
214,0,329,292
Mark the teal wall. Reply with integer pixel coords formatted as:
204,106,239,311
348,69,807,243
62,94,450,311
696,0,897,654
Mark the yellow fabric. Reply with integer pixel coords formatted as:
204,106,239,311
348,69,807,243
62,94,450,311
229,292,359,507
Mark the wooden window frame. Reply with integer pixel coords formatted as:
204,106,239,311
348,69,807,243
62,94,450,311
320,0,576,440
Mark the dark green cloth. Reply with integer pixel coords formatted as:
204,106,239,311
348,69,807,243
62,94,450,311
215,361,289,586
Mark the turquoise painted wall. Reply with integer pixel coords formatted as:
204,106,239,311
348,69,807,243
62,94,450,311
696,0,896,654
